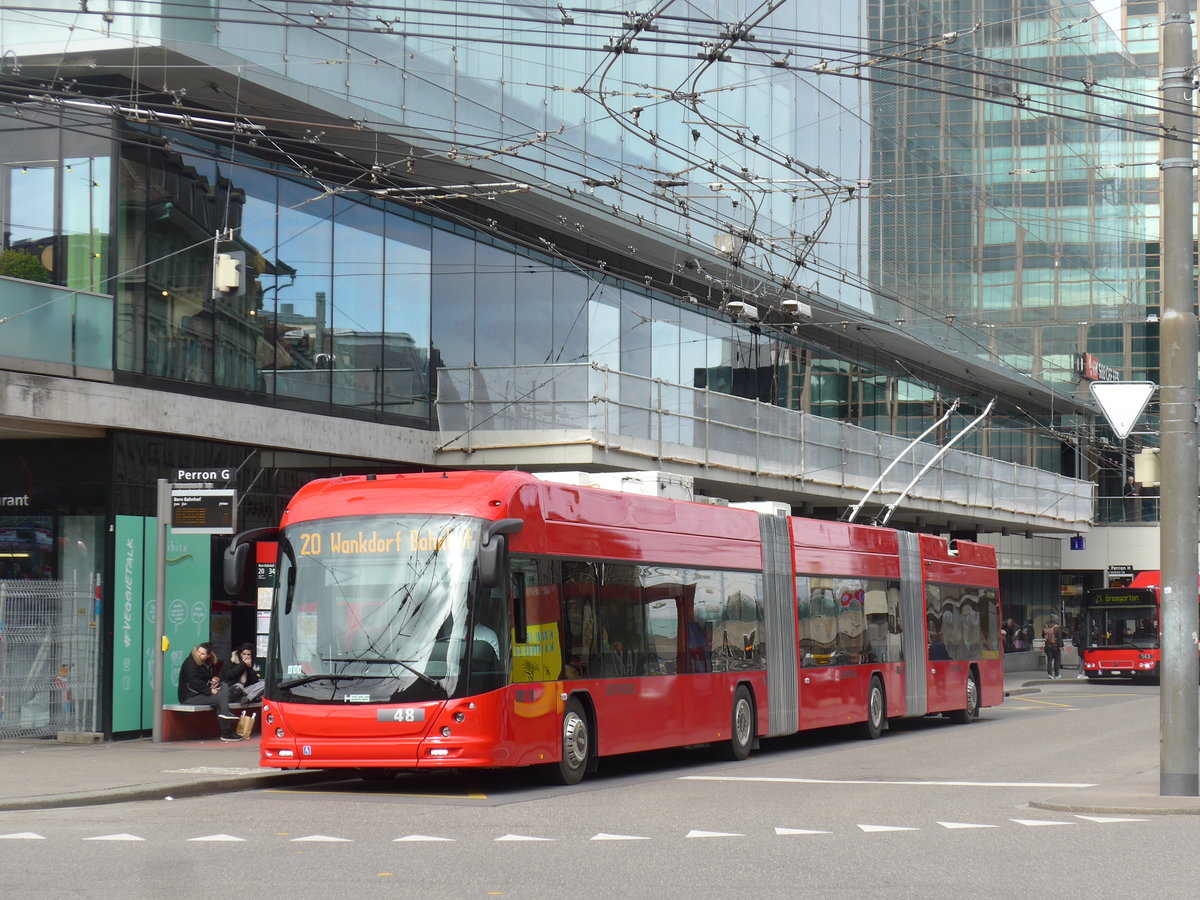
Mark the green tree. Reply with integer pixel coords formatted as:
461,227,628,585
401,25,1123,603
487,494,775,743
0,249,51,283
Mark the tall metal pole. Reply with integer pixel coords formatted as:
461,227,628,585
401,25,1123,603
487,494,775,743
152,479,169,743
1157,0,1199,797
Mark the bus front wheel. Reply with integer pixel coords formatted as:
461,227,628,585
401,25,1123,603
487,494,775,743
722,686,755,761
948,674,979,724
555,698,590,785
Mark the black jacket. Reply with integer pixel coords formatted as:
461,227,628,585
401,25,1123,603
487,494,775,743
222,659,261,688
178,655,215,702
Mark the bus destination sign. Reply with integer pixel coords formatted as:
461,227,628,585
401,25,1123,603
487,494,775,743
1090,589,1154,606
171,489,237,534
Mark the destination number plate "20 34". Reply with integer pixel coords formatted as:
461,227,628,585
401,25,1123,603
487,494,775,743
377,708,426,723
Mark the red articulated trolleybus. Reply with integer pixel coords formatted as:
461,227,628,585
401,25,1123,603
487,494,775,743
1080,571,1200,681
223,470,1003,784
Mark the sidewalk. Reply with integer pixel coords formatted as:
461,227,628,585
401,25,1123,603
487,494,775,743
0,736,331,812
2,676,1199,814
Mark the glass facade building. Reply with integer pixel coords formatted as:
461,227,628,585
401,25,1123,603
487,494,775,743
0,1,1165,734
1,1,1148,456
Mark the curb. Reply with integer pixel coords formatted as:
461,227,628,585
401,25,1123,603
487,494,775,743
1029,796,1200,816
1027,801,1200,820
0,770,337,812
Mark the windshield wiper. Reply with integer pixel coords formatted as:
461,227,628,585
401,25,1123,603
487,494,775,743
323,655,445,692
278,672,392,690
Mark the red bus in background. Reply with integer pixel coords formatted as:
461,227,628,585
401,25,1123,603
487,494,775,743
1080,570,1199,680
224,470,1003,784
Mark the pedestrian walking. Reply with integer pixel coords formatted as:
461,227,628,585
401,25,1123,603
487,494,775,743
1073,623,1088,678
1042,616,1063,679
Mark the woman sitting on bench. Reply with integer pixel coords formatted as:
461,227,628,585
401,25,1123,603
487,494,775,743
177,642,242,742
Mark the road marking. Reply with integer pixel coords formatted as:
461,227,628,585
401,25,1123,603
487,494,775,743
291,834,352,842
681,776,1097,788
85,834,144,841
495,834,553,842
188,834,246,842
18,815,1149,847
1004,697,1073,709
394,835,455,842
1011,819,1075,827
775,827,831,835
1075,815,1147,823
591,833,650,841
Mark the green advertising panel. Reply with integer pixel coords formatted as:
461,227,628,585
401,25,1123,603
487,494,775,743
160,528,212,702
111,516,148,732
109,517,213,732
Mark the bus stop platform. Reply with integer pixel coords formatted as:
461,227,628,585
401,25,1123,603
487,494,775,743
1,671,1199,814
0,736,330,812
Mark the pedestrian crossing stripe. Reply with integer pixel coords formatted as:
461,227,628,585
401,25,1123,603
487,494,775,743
291,835,352,842
85,834,144,841
1011,819,1075,827
188,834,246,842
775,827,831,835
495,834,553,841
1074,815,1147,823
0,832,45,840
394,835,455,842
591,833,650,840
938,822,998,829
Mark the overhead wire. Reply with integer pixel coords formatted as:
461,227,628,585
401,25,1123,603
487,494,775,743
2,1,1161,429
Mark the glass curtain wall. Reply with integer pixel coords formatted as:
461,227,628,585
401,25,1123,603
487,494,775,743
869,0,1144,473
0,108,111,292
109,117,1062,468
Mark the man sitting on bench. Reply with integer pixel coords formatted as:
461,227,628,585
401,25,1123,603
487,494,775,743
178,642,242,742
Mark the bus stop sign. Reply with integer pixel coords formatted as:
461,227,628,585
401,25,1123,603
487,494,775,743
1089,381,1156,440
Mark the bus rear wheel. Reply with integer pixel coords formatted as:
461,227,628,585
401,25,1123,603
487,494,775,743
860,677,885,739
948,674,979,724
555,698,590,785
722,686,754,761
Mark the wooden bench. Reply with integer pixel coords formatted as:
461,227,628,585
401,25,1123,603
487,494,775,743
161,702,263,742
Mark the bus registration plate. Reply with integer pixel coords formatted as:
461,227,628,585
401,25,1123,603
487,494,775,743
377,708,426,723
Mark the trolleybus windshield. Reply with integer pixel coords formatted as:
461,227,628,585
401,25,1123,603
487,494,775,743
271,515,493,704
1084,588,1158,650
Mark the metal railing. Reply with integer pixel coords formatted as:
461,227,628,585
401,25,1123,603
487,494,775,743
0,579,101,738
435,363,1094,528
1096,494,1160,525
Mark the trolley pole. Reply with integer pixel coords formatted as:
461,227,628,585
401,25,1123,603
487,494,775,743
1157,0,1199,797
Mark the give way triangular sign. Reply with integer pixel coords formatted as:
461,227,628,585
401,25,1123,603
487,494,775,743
1089,381,1156,440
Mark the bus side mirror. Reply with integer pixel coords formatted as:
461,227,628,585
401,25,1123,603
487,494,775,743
479,518,523,588
222,527,278,595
